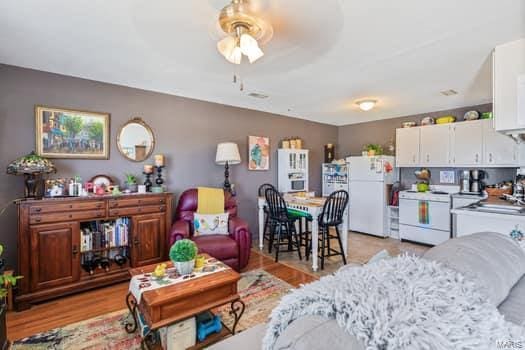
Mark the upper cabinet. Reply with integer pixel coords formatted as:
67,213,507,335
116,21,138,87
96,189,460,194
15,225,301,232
494,38,525,133
420,124,451,167
396,119,522,168
450,121,483,166
395,127,420,167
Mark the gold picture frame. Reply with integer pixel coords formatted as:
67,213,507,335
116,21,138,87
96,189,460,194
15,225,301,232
35,105,110,159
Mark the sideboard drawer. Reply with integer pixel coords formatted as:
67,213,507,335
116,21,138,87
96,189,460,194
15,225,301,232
108,197,166,209
30,201,105,215
109,205,166,217
30,210,105,225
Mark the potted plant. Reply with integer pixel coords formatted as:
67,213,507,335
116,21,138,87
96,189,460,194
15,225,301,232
363,144,383,156
125,173,138,193
0,244,22,349
169,239,198,275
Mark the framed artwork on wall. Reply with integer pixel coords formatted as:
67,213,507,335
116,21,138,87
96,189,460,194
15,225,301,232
248,135,270,171
35,105,110,159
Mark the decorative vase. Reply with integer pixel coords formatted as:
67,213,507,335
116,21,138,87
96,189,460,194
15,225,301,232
174,260,195,275
368,150,376,156
127,183,138,193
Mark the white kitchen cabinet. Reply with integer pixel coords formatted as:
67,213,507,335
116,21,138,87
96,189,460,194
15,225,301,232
395,127,420,167
450,120,483,166
482,119,519,166
494,38,525,133
420,124,450,166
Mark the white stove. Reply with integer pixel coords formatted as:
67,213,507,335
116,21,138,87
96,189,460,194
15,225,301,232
399,185,459,245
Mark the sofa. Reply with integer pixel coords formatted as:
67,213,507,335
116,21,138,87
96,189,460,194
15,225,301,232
210,232,525,349
169,188,251,271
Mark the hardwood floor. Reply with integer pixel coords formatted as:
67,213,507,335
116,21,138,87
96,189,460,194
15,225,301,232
6,250,316,341
7,232,428,341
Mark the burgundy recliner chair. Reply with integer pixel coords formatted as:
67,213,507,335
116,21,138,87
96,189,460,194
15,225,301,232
169,189,251,271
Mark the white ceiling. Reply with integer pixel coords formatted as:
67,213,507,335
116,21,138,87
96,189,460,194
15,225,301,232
0,0,524,126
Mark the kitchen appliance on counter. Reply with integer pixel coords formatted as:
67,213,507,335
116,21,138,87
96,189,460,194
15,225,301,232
460,169,485,195
347,156,397,238
399,185,460,245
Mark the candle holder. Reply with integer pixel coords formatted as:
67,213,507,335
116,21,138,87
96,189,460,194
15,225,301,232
155,165,165,187
143,171,153,192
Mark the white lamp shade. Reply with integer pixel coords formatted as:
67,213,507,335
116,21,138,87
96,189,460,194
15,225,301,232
217,36,236,59
216,142,241,165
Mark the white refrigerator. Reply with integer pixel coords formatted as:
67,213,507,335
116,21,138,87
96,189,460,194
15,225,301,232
347,156,396,237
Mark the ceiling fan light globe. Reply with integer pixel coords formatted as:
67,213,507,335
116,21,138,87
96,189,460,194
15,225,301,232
247,46,264,63
228,46,243,64
217,36,237,59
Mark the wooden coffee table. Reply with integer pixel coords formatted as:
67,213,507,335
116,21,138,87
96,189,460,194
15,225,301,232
124,256,245,349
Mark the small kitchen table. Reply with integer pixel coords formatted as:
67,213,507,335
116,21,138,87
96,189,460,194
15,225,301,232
257,196,349,271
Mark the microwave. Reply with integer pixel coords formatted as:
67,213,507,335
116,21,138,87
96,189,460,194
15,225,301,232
290,179,307,191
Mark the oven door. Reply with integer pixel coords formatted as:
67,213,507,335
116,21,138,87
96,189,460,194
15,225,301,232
399,198,450,231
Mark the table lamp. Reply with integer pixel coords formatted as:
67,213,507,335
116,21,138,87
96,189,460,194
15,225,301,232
7,151,56,198
215,142,241,192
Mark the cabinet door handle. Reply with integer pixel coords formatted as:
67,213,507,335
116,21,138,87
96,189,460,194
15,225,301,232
34,217,41,223
412,155,416,163
159,199,165,203
489,153,493,163
475,154,479,163
72,245,78,255
426,154,430,162
34,207,42,213
133,238,140,246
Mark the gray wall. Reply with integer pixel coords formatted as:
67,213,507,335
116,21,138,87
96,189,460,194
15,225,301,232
337,103,493,157
0,64,338,268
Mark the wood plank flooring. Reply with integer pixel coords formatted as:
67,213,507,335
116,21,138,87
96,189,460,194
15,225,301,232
7,232,429,341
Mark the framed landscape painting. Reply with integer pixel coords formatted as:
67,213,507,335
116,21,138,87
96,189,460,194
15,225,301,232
248,135,270,170
35,106,110,159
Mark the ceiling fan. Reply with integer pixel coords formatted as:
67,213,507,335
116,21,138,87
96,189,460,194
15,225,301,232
216,0,273,65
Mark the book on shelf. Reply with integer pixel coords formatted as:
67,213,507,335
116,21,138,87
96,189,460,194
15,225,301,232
80,217,130,252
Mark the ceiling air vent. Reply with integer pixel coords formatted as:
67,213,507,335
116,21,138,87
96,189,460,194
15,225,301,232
440,89,458,96
247,92,269,99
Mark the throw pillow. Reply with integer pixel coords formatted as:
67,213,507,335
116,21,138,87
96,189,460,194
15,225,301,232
193,212,229,235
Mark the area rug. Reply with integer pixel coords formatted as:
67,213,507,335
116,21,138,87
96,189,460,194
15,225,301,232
12,269,292,350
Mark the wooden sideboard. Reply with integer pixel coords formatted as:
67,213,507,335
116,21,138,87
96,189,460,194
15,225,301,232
16,192,173,310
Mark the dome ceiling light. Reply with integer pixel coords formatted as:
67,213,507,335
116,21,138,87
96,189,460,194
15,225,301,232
356,100,377,111
217,0,273,65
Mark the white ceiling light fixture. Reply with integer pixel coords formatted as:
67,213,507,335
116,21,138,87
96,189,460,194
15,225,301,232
217,0,273,65
356,100,377,111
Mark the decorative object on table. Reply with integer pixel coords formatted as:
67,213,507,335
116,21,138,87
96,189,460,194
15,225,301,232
6,151,56,198
67,176,83,196
89,174,113,191
152,263,167,279
193,213,229,235
45,178,67,197
117,117,155,162
248,136,270,171
215,142,241,192
363,144,383,157
281,139,290,149
463,110,480,121
35,105,110,159
295,137,303,149
421,116,435,126
111,185,121,196
143,164,154,192
95,185,107,195
402,121,417,128
154,165,165,191
138,185,147,194
481,111,493,119
195,255,207,269
169,239,198,275
324,144,335,163
154,154,165,167
196,311,222,342
124,173,138,193
436,115,456,124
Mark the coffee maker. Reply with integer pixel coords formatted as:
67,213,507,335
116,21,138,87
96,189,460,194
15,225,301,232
514,168,525,200
460,169,485,194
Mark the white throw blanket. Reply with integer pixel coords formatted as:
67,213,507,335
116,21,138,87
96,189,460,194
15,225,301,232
263,255,525,350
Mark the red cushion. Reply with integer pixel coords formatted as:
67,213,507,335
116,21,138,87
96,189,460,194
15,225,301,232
192,234,238,260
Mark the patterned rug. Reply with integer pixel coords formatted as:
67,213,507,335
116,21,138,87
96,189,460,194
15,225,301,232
12,269,293,350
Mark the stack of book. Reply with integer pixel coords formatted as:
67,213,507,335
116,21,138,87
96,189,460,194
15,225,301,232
80,218,130,252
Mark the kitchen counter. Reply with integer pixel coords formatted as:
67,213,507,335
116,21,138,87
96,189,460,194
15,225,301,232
451,197,525,217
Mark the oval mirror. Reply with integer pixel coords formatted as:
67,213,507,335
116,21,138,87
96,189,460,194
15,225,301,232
117,118,155,162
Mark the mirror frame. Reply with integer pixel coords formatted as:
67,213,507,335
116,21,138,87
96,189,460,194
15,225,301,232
116,117,156,162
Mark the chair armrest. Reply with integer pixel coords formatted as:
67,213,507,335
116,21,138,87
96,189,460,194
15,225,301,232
169,220,190,246
229,216,252,269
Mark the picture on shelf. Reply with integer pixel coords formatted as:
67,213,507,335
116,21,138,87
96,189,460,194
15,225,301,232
35,105,110,159
248,135,270,171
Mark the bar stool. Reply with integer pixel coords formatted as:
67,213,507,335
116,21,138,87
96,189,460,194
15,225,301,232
264,187,303,262
306,190,348,269
258,183,277,250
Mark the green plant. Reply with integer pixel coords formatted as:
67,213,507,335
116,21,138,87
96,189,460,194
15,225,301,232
0,244,22,298
363,143,383,155
125,173,137,185
169,239,198,262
